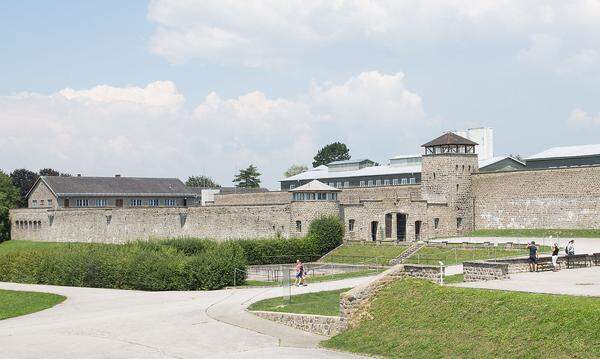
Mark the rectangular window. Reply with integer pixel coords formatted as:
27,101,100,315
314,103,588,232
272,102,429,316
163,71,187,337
329,182,335,187
289,184,295,189
47,199,53,207
336,181,342,188
296,220,302,232
317,193,326,200
343,181,350,188
401,178,408,185
32,200,38,207
384,179,390,186
165,199,177,207
376,179,382,186
409,177,416,184
368,180,373,186
129,199,143,207
434,218,439,229
457,217,462,229
149,199,159,207
95,199,108,207
360,180,365,187
75,199,89,207
392,178,399,185
348,219,355,231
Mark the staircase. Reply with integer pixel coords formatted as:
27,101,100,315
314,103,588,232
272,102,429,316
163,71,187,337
389,242,426,265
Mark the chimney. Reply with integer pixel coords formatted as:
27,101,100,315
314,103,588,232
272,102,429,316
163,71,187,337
77,174,81,177
115,174,121,178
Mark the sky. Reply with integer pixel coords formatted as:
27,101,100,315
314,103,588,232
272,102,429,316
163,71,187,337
1,0,599,189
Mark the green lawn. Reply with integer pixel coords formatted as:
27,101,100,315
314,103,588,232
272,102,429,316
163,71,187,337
405,245,551,266
467,228,600,238
443,273,464,284
248,288,348,316
323,279,600,358
322,244,408,265
0,289,65,320
244,269,381,287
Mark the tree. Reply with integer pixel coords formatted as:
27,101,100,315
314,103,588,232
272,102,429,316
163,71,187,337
10,169,38,207
233,165,261,188
39,168,71,177
186,175,220,188
284,165,308,178
0,170,20,242
312,142,351,167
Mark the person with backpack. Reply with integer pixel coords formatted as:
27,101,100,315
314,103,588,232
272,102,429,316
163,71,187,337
527,241,538,272
566,240,575,256
551,242,560,271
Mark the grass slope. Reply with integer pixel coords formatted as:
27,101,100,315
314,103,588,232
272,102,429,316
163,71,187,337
323,279,600,358
248,288,348,316
405,246,551,266
0,289,65,320
322,244,408,265
467,228,600,238
244,269,381,287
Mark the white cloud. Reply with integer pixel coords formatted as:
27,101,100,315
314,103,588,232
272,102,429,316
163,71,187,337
147,0,600,67
0,71,430,188
568,108,600,127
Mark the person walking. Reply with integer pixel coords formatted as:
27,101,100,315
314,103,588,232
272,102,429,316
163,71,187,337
527,241,538,272
566,240,575,256
294,259,305,287
551,242,560,271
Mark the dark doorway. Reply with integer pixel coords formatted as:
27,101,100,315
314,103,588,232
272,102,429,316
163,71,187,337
415,220,422,241
370,221,378,241
183,198,188,207
64,198,69,208
396,213,407,241
116,199,123,208
385,213,392,238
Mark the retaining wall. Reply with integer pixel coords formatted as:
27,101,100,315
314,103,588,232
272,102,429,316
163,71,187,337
251,311,346,336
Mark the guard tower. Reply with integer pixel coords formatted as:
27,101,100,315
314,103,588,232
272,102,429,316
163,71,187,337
421,132,479,236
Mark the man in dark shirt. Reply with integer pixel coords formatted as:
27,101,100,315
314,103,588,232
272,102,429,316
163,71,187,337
527,241,538,272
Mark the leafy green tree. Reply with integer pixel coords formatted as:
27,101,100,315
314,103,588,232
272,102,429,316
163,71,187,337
284,164,308,178
39,168,71,177
312,142,351,167
233,165,261,188
10,168,38,207
185,175,220,188
0,170,20,242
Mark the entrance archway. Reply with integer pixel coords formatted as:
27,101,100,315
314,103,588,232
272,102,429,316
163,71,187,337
396,213,407,241
370,221,378,241
385,214,392,238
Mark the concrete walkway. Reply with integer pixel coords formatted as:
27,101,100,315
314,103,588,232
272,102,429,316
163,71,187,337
0,277,374,359
456,267,600,297
436,236,600,255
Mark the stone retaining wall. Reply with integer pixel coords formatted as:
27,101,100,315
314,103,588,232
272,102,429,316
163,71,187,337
251,311,346,336
463,261,510,282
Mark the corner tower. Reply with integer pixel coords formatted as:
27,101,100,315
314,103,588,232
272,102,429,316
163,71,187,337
421,132,479,236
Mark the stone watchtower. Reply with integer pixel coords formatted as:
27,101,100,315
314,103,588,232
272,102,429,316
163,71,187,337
420,132,479,236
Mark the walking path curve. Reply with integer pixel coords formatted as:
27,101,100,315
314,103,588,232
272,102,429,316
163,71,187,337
0,276,374,359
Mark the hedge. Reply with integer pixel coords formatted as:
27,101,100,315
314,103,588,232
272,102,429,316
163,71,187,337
0,241,246,291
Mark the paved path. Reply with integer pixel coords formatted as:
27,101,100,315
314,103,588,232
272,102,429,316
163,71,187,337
0,277,374,359
436,236,600,255
456,267,600,297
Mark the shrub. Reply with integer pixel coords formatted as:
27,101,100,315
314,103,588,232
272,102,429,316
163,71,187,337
307,215,344,254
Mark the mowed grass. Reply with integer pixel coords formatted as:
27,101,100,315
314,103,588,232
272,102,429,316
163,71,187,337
323,279,600,358
248,288,348,316
467,228,600,238
322,244,408,265
405,245,551,266
244,269,381,287
0,289,65,320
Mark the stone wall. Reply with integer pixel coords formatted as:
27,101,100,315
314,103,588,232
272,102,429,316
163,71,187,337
28,181,57,209
463,261,510,282
473,166,600,229
213,191,291,206
251,311,346,336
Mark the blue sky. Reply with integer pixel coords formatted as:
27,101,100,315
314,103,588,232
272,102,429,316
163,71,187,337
1,1,599,189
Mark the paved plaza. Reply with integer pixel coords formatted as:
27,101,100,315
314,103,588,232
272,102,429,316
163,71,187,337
0,277,373,359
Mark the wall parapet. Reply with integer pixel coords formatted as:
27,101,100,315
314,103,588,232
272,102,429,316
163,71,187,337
250,311,346,336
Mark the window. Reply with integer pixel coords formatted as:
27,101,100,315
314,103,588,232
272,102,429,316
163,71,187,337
457,217,462,229
336,182,342,188
47,199,53,207
468,165,471,172
95,199,108,207
149,199,159,207
456,184,459,191
328,193,338,201
455,165,459,171
32,200,38,207
289,184,295,189
384,179,390,186
165,199,177,207
317,193,327,200
462,165,465,172
40,200,45,206
328,182,335,187
368,180,373,186
401,178,407,185
343,181,350,188
129,199,143,207
392,178,399,185
348,219,355,231
75,199,89,207
409,177,416,184
434,218,439,229
433,172,436,179
375,179,381,186
296,220,302,232
360,180,366,187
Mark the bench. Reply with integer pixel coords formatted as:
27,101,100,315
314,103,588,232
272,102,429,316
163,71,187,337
565,254,589,269
593,253,600,266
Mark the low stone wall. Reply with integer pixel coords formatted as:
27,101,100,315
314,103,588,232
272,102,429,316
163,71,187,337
463,261,510,282
340,263,442,327
251,311,346,336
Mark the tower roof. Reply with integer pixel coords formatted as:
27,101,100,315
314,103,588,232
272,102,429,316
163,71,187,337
422,132,478,147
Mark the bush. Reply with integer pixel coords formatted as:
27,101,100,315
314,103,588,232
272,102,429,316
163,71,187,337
0,240,246,291
307,215,344,254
